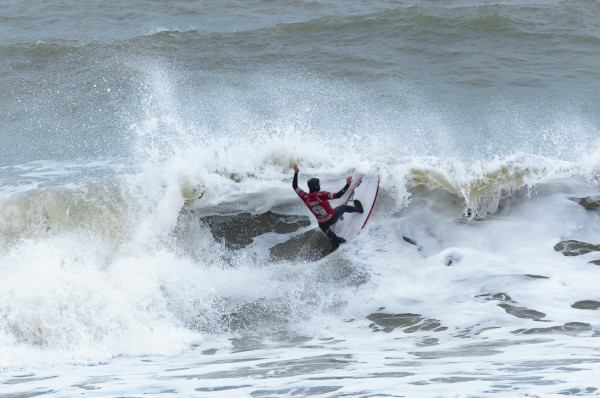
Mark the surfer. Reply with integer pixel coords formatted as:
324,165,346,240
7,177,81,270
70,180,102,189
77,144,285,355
292,164,363,252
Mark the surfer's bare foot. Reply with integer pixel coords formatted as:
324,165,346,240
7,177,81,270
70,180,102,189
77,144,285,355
354,200,364,213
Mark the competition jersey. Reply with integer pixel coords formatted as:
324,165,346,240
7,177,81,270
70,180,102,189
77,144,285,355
295,188,339,223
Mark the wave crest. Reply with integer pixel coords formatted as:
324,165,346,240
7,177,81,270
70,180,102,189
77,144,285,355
0,180,133,249
392,155,578,219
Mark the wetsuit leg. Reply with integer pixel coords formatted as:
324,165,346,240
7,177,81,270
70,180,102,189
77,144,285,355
319,218,345,252
319,204,361,252
326,228,345,252
319,222,341,241
331,203,361,220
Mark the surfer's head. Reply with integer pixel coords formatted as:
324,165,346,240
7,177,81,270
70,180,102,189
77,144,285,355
307,178,320,193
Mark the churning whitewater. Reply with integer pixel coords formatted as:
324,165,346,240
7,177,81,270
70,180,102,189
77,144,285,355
2,0,600,397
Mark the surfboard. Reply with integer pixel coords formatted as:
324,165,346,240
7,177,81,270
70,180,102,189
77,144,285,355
330,170,379,240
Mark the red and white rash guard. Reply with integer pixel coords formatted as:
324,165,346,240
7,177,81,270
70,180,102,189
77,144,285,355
295,188,339,223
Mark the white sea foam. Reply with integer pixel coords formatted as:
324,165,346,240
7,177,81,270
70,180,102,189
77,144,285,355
2,135,600,368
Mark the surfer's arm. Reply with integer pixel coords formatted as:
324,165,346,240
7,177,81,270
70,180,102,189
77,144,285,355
292,165,299,189
334,183,350,199
333,176,353,198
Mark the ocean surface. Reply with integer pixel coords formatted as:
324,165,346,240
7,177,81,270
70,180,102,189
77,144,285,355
2,1,600,397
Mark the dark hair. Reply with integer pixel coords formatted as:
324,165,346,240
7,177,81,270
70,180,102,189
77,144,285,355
307,178,320,193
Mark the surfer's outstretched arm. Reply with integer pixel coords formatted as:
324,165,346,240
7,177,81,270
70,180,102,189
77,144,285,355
292,164,299,189
334,176,352,198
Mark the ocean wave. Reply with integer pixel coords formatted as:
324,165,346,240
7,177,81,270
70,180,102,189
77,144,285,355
0,152,591,252
1,149,599,366
237,4,600,46
3,1,599,61
93,1,599,54
0,180,133,250
0,40,97,58
396,154,580,219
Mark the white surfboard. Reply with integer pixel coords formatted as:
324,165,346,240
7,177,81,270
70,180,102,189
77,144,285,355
330,170,380,240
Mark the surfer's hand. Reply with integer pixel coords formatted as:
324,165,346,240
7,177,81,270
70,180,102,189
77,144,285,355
346,176,353,185
293,164,299,174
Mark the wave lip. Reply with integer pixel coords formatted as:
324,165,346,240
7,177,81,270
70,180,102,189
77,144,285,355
395,154,581,219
